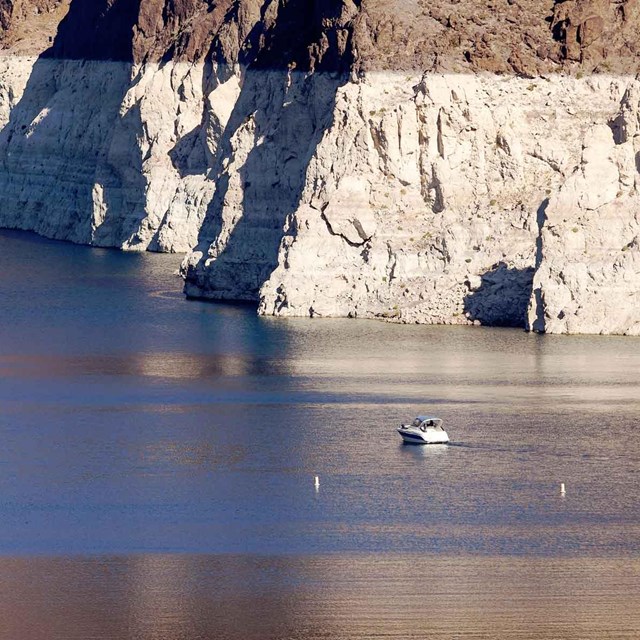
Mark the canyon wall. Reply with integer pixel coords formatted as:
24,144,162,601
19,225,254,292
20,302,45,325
0,0,639,334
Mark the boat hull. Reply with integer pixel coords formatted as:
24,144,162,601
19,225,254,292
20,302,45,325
397,427,449,445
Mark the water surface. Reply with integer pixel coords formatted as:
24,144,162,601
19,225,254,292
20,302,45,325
0,230,639,638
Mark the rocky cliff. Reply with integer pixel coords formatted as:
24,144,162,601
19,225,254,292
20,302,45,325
0,0,639,334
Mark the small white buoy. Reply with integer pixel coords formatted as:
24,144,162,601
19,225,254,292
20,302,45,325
560,482,566,496
314,475,320,491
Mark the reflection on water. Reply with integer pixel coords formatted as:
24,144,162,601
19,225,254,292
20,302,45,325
0,555,639,640
1,230,640,636
0,352,287,380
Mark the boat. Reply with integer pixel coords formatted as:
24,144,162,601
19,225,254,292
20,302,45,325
397,416,449,445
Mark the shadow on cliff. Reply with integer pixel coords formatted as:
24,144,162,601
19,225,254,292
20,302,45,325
463,262,535,328
183,0,360,301
0,0,150,247
528,197,549,332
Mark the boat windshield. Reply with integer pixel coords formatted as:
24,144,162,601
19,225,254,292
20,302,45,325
411,416,443,428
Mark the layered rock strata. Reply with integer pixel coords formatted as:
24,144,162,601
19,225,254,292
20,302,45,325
255,73,636,332
0,0,639,334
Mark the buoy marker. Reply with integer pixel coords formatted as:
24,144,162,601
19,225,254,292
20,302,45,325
314,475,320,491
560,482,566,496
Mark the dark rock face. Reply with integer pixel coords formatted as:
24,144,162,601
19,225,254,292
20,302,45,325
28,0,237,62
0,0,65,53
354,0,640,74
0,0,62,32
42,0,144,61
245,0,360,73
133,0,235,63
3,0,640,73
2,0,362,70
549,0,636,68
0,0,14,30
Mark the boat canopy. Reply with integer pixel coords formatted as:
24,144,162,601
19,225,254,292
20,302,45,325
413,416,443,428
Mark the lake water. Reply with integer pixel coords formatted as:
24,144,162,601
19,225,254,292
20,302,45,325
1,229,639,638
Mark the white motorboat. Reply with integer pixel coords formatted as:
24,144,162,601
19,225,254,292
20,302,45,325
397,416,449,445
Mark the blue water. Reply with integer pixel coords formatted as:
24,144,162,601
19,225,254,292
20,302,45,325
1,229,639,557
2,229,640,638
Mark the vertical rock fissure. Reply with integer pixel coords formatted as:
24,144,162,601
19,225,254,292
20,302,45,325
528,197,550,333
182,0,361,301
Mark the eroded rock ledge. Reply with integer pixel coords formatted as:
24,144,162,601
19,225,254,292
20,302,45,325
0,0,639,334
